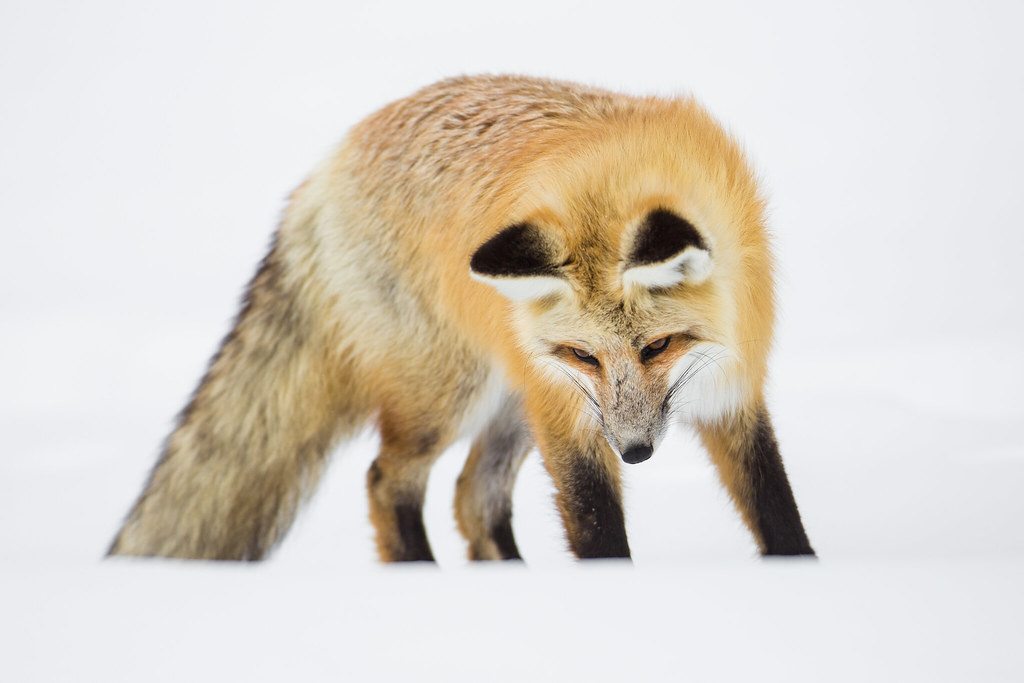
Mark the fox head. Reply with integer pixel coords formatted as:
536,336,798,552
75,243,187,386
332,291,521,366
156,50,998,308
467,103,774,464
471,203,758,464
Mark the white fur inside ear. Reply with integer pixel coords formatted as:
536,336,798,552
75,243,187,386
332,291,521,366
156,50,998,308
622,247,713,290
470,271,571,302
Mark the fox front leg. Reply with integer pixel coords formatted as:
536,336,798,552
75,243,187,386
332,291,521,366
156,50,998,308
699,404,815,556
542,431,631,559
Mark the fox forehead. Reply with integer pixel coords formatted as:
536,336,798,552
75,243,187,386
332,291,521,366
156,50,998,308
501,205,728,338
500,164,745,308
481,202,730,351
521,280,721,350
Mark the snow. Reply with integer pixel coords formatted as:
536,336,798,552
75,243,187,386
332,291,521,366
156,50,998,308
2,1,1023,681
5,560,1022,682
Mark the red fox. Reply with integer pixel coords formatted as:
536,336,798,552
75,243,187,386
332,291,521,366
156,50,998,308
109,75,814,562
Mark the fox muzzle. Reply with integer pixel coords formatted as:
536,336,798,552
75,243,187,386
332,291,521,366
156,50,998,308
620,443,653,464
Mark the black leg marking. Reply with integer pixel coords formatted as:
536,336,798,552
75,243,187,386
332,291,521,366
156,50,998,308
564,457,630,559
750,410,815,556
393,503,436,562
490,512,522,560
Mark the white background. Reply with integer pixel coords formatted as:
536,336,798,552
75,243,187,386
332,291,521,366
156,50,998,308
2,1,1023,681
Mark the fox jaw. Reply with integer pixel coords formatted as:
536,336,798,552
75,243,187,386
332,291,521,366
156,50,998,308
471,208,744,465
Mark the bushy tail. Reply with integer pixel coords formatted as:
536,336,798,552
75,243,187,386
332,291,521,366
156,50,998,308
109,237,366,560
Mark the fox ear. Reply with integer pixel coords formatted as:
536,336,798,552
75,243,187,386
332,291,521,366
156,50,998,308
621,209,712,289
470,223,570,301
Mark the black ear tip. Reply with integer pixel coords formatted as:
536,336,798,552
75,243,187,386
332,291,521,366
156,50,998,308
628,209,708,267
470,223,559,278
468,245,495,274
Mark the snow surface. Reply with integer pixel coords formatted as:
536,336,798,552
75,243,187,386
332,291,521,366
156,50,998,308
2,1,1024,681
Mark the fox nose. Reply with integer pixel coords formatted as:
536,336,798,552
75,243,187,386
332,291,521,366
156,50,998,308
621,444,653,464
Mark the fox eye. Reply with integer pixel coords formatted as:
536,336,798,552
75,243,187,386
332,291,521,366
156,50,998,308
641,336,670,361
571,347,599,366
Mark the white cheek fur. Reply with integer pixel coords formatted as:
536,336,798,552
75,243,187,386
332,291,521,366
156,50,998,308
667,342,744,424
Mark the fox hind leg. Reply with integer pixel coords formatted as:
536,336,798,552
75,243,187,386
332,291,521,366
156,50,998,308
366,412,453,562
454,393,532,561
